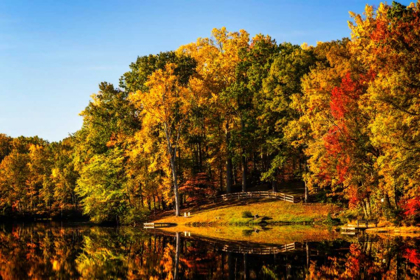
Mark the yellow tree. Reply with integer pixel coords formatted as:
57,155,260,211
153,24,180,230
348,2,420,213
130,63,191,216
288,39,378,215
127,126,172,211
177,27,250,192
0,134,12,162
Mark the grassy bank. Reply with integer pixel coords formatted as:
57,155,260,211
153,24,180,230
153,200,340,225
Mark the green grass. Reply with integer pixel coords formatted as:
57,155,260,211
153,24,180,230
153,200,340,225
152,200,342,245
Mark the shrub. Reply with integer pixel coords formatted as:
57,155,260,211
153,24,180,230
179,173,217,205
337,208,358,224
399,197,420,225
242,229,253,236
242,211,253,218
120,208,149,225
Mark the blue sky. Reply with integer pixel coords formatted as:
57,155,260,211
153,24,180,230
0,0,412,142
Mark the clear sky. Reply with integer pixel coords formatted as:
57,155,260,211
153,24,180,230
0,0,412,142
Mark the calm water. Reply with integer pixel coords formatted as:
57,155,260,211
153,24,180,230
0,223,419,279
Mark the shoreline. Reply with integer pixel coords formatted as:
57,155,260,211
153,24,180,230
366,226,420,235
151,200,340,225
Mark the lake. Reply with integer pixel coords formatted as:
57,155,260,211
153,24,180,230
0,223,419,279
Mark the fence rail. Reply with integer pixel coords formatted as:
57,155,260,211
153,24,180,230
143,222,177,229
217,191,301,203
218,242,300,255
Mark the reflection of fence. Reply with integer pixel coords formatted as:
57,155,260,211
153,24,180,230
357,219,378,228
148,229,303,255
217,191,300,203
218,242,300,255
143,223,177,229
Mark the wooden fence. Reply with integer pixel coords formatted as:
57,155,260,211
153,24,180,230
143,222,177,229
218,242,300,255
217,191,300,203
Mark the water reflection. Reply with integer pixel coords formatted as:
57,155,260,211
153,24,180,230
0,223,419,279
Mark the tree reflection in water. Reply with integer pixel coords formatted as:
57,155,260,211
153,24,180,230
0,223,419,279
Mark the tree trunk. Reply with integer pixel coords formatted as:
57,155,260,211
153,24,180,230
178,145,181,174
225,122,233,193
252,151,256,173
198,141,202,171
171,153,180,216
385,193,391,208
170,153,180,216
304,163,309,203
362,202,368,218
241,151,247,192
271,180,278,192
243,253,249,280
272,168,278,192
306,242,310,269
164,124,180,217
393,183,399,209
219,162,224,192
228,253,234,280
232,163,236,185
366,196,372,217
226,158,233,193
174,232,180,280
241,119,247,193
161,196,166,210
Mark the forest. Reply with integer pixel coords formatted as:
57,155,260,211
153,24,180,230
0,1,419,225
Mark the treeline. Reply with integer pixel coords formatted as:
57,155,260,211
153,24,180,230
1,1,419,224
0,135,79,219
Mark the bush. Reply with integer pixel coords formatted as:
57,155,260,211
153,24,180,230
337,209,358,224
399,197,420,226
242,211,253,218
242,229,253,236
120,208,149,225
326,212,340,225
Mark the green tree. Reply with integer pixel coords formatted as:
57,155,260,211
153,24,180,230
74,82,140,223
259,43,315,195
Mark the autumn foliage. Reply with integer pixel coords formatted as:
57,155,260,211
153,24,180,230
0,1,420,223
